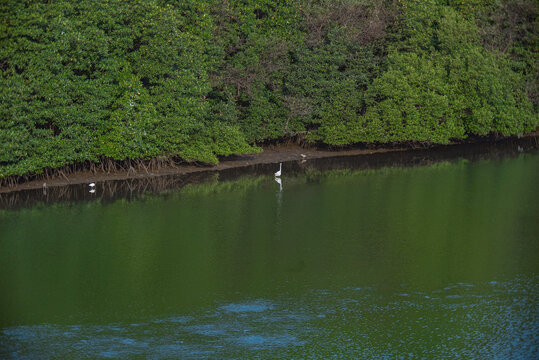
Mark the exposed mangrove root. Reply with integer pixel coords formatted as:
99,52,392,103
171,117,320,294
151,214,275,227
3,157,169,191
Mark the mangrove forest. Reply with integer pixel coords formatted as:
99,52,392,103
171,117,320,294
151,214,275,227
1,0,537,181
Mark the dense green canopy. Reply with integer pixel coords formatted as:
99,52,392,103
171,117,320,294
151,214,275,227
1,0,537,178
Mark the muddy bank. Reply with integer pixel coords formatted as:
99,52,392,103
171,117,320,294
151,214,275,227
0,135,537,210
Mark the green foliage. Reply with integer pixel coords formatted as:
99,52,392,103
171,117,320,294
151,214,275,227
360,1,537,144
0,0,255,178
473,0,538,107
206,0,302,141
0,0,536,178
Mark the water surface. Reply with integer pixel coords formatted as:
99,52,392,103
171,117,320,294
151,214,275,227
1,145,538,359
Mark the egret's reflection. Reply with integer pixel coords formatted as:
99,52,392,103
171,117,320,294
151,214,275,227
274,176,282,192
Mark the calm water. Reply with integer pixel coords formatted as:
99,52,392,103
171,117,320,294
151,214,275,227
1,145,538,359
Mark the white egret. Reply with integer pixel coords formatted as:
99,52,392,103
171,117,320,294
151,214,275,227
300,154,307,158
89,182,95,187
274,163,282,177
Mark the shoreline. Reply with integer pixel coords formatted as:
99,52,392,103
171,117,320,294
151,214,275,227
1,133,538,195
0,145,408,194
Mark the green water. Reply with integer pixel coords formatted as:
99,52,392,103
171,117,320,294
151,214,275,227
1,151,538,359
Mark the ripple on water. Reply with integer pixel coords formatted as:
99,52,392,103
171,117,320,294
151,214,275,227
0,278,537,359
219,300,273,313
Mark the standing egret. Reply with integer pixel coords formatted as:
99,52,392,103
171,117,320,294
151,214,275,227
300,154,307,158
89,182,95,187
274,163,282,177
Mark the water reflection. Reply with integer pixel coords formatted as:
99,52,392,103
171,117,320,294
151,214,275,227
1,277,536,359
274,176,282,192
